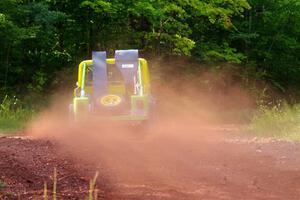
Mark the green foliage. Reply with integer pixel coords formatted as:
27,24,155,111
0,0,300,104
0,95,34,132
0,180,6,189
201,43,246,64
249,102,300,141
0,0,68,97
232,0,300,96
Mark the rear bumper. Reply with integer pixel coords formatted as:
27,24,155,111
110,114,148,121
72,96,151,122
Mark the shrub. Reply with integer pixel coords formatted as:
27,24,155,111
249,102,300,141
0,95,34,133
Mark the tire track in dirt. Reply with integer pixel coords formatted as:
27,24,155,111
101,134,300,200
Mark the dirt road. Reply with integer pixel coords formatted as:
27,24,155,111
0,127,300,200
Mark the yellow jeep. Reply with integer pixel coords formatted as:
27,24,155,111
70,50,153,122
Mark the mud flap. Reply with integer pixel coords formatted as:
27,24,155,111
73,97,89,121
131,95,149,117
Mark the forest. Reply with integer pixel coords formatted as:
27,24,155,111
0,0,300,105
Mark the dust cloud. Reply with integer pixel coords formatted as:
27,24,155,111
26,66,254,191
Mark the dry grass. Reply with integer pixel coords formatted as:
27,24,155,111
42,168,100,200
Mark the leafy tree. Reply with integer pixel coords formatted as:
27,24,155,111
233,0,300,97
0,0,68,97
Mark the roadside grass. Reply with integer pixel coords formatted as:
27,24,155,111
249,103,300,141
0,181,6,189
0,95,34,134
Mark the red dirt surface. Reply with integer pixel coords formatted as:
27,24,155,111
1,128,300,200
0,137,106,200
